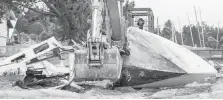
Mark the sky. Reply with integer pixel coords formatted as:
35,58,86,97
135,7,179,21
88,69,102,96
134,0,223,31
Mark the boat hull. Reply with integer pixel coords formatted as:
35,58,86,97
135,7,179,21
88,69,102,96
131,73,214,88
120,27,217,88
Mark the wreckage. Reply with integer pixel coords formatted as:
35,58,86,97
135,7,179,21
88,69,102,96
0,0,217,91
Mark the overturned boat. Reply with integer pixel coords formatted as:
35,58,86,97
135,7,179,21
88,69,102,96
0,27,217,89
119,27,217,88
0,0,217,89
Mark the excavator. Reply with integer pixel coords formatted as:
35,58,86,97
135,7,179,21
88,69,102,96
67,0,130,87
0,0,130,89
73,0,128,80
0,0,217,90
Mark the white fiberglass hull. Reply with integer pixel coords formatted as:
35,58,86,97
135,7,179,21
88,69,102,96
121,27,217,88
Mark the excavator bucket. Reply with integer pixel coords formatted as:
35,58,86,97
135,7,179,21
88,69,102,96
67,0,124,83
71,46,123,82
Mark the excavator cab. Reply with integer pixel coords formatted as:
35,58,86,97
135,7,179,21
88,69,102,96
127,8,154,33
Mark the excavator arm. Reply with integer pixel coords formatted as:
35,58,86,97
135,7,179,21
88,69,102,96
72,0,128,83
105,0,129,55
87,0,128,67
105,0,126,42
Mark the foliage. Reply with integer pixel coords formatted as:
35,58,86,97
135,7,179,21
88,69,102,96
161,20,172,40
2,0,223,49
175,31,183,45
123,0,135,26
181,22,223,49
159,19,223,49
207,36,217,48
0,3,8,19
1,0,92,44
154,27,161,35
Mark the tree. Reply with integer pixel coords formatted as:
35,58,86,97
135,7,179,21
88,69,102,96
181,21,223,48
154,27,161,35
191,25,201,47
123,0,135,27
207,36,217,48
182,25,202,47
161,20,172,40
182,25,192,46
175,31,183,45
0,3,7,21
1,0,92,44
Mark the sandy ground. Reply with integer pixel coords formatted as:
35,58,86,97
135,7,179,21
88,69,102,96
0,73,222,99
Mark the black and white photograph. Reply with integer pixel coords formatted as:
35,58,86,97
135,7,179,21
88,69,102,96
0,0,222,99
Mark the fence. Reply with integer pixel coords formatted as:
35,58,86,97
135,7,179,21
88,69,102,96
191,49,223,59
